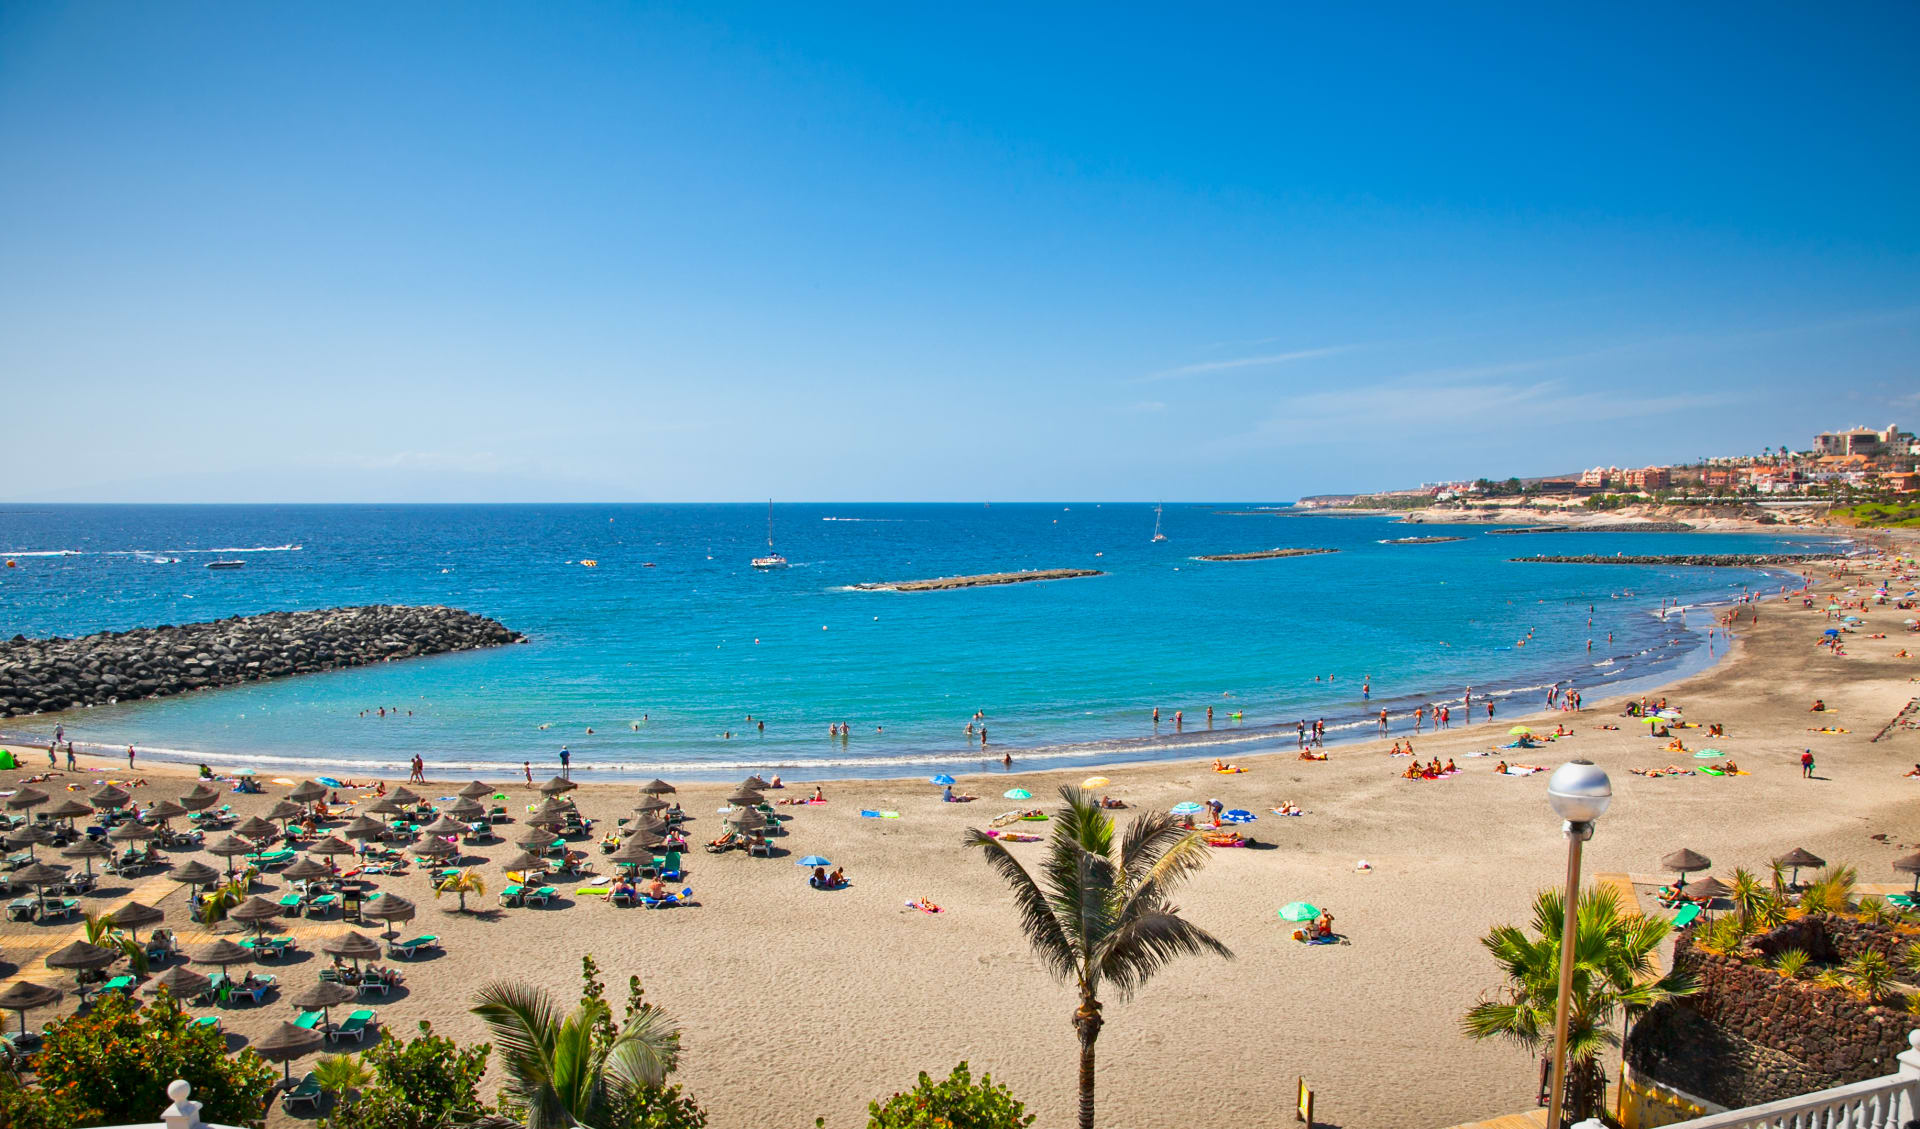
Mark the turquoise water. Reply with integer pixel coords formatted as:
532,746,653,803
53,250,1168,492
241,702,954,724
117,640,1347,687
0,504,1836,780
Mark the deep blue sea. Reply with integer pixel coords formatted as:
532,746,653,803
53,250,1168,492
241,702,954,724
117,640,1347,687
0,504,1839,780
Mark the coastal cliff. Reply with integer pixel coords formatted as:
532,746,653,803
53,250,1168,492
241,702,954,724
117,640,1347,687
0,605,523,717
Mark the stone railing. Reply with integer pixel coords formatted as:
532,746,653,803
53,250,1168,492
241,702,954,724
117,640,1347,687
1655,1030,1920,1129
85,1079,244,1129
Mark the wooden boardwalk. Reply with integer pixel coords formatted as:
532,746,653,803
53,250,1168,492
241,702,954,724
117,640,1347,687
1439,1108,1547,1129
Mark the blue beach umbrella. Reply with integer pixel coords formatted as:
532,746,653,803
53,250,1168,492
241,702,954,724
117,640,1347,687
931,775,955,787
1823,628,1840,637
1225,809,1255,822
796,855,831,868
1278,901,1320,922
1004,788,1032,800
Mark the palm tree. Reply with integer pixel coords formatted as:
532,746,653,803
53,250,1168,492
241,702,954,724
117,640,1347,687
1462,885,1696,1127
471,981,682,1128
82,911,149,975
312,1053,370,1112
434,869,487,913
965,785,1231,1129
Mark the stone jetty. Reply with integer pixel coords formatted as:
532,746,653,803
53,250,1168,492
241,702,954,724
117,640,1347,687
0,605,523,717
1512,554,1831,567
1487,522,1696,534
1381,536,1466,544
1194,548,1337,562
853,569,1103,592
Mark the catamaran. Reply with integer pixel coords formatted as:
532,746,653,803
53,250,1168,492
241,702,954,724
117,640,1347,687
752,500,788,569
1151,503,1167,543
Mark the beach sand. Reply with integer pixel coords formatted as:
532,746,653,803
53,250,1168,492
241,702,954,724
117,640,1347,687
4,541,1917,1128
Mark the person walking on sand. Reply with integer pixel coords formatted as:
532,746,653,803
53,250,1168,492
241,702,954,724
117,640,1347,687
1377,709,1388,736
523,760,534,786
127,745,136,771
1800,749,1814,779
65,742,76,771
559,746,571,780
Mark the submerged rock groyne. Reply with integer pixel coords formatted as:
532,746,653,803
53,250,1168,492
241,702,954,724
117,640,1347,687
1194,548,1337,562
1512,554,1830,566
1487,522,1697,534
854,569,1103,592
0,605,523,717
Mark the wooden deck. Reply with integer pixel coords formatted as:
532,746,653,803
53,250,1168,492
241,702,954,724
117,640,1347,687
1439,1108,1548,1129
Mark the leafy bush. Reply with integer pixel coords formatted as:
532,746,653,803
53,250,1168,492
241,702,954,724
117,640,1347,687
1843,951,1897,1003
868,1063,1036,1129
15,990,273,1126
1770,948,1811,979
1697,914,1750,955
1802,864,1858,915
320,1022,492,1129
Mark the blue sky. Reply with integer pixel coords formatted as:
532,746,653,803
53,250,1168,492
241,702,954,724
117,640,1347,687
2,3,1916,502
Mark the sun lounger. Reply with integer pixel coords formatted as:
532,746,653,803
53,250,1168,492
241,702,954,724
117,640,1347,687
283,1071,323,1111
305,893,339,917
497,883,525,907
277,892,306,912
145,930,177,963
388,935,440,959
46,898,80,921
294,1010,331,1034
659,851,683,880
99,974,136,995
233,975,277,1004
6,897,35,922
241,936,296,958
192,1015,222,1033
524,885,558,907
1672,903,1704,929
335,1008,376,1043
642,886,692,909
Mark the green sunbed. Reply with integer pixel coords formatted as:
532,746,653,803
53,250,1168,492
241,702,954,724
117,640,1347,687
335,1008,375,1042
284,1071,323,1110
1672,903,1704,928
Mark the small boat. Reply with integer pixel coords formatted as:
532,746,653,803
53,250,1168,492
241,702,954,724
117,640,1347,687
1152,503,1167,543
752,500,788,569
205,560,245,569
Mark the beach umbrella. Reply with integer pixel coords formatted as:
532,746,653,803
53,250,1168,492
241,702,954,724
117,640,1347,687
1169,801,1204,815
610,839,662,865
0,980,62,1039
206,834,258,877
1082,777,1110,788
445,798,486,821
627,816,669,839
634,797,670,814
724,808,766,830
145,963,211,1002
500,850,548,873
741,775,770,790
930,774,956,787
1687,877,1732,902
1508,726,1533,736
264,799,305,827
532,796,574,817
107,901,164,939
458,781,495,799
411,837,458,859
726,788,764,806
44,797,94,823
365,797,406,817
170,859,220,889
639,779,675,795
1640,716,1663,726
7,825,54,860
3,786,48,812
306,834,358,857
46,940,120,985
1661,848,1712,889
228,895,287,932
13,860,69,914
320,931,382,963
234,816,279,842
282,856,331,882
179,784,222,811
61,837,111,879
389,786,425,806
1655,709,1684,720
288,980,356,1030
515,828,560,851
146,798,190,824
1773,848,1825,886
796,855,831,868
256,1020,326,1080
88,784,132,810
418,814,467,836
1225,809,1255,821
1004,788,1032,800
108,820,157,842
525,813,566,833
288,780,330,803
361,893,416,940
343,815,387,840
1893,852,1920,894
537,776,577,795
1277,902,1321,922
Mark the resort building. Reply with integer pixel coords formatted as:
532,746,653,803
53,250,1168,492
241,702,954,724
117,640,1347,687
1620,466,1671,490
1814,423,1916,457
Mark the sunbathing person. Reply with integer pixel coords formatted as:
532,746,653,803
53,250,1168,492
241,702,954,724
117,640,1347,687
606,879,637,903
1906,764,1920,778
1810,699,1827,712
1443,759,1457,774
1299,750,1328,761
1099,795,1127,809
828,867,846,887
1665,737,1689,753
1707,760,1739,774
810,867,828,888
1403,763,1423,780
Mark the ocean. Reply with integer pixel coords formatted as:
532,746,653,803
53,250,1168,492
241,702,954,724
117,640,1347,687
0,504,1837,780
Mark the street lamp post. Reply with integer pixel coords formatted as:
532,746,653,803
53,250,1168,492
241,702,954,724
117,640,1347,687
1544,759,1612,1129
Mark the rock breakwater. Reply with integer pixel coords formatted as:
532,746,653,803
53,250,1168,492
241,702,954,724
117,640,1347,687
0,605,523,717
1512,554,1830,566
854,569,1103,592
1194,548,1337,562
1487,522,1696,534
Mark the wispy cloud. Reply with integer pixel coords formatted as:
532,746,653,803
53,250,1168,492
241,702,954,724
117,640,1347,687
1137,345,1356,384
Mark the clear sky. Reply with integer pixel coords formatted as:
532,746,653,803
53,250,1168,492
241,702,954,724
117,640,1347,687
2,3,1916,502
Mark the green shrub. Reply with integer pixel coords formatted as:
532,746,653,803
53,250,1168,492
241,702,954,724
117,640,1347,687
1770,948,1811,979
868,1063,1036,1129
319,1022,492,1129
1844,951,1897,1003
16,989,274,1126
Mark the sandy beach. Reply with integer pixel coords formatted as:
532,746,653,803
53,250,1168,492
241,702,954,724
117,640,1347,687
4,536,1918,1129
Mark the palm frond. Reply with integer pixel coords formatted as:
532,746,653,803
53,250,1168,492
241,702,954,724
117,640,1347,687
1098,909,1232,998
965,829,1076,980
601,1002,682,1094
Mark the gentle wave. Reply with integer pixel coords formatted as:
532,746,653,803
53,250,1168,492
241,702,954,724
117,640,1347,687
2,544,303,557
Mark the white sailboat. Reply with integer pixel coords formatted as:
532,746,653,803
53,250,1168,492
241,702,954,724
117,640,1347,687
752,500,788,569
1151,503,1167,543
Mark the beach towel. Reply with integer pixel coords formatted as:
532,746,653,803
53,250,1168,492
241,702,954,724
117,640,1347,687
1699,767,1725,776
1268,808,1306,817
905,900,942,914
859,810,901,819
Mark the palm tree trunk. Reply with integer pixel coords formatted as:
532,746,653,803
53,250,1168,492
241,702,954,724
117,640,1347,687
1074,993,1103,1129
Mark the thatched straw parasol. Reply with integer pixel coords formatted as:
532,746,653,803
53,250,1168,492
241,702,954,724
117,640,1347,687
724,808,766,831
444,798,485,821
264,799,305,824
458,781,495,799
1687,876,1733,901
45,798,94,822
288,780,329,804
725,789,764,807
419,814,467,836
634,797,670,815
411,837,457,859
107,901,165,937
1893,851,1920,894
0,980,62,1038
205,833,257,877
532,796,573,818
46,940,120,981
228,896,287,933
388,787,424,807
611,838,662,865
170,859,221,890
7,825,54,859
639,778,675,795
365,797,407,817
179,783,222,811
146,799,190,823
234,816,280,842
515,828,560,851
343,815,387,840
4,786,49,811
282,856,331,882
191,938,255,971
13,861,69,912
145,964,211,1001
288,980,357,1029
256,1020,326,1079
320,931,382,962
361,893,416,940
305,834,358,857
1773,848,1826,886
499,850,548,873
88,784,132,809
537,776,577,795
108,820,156,842
1660,848,1711,888
61,837,111,878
